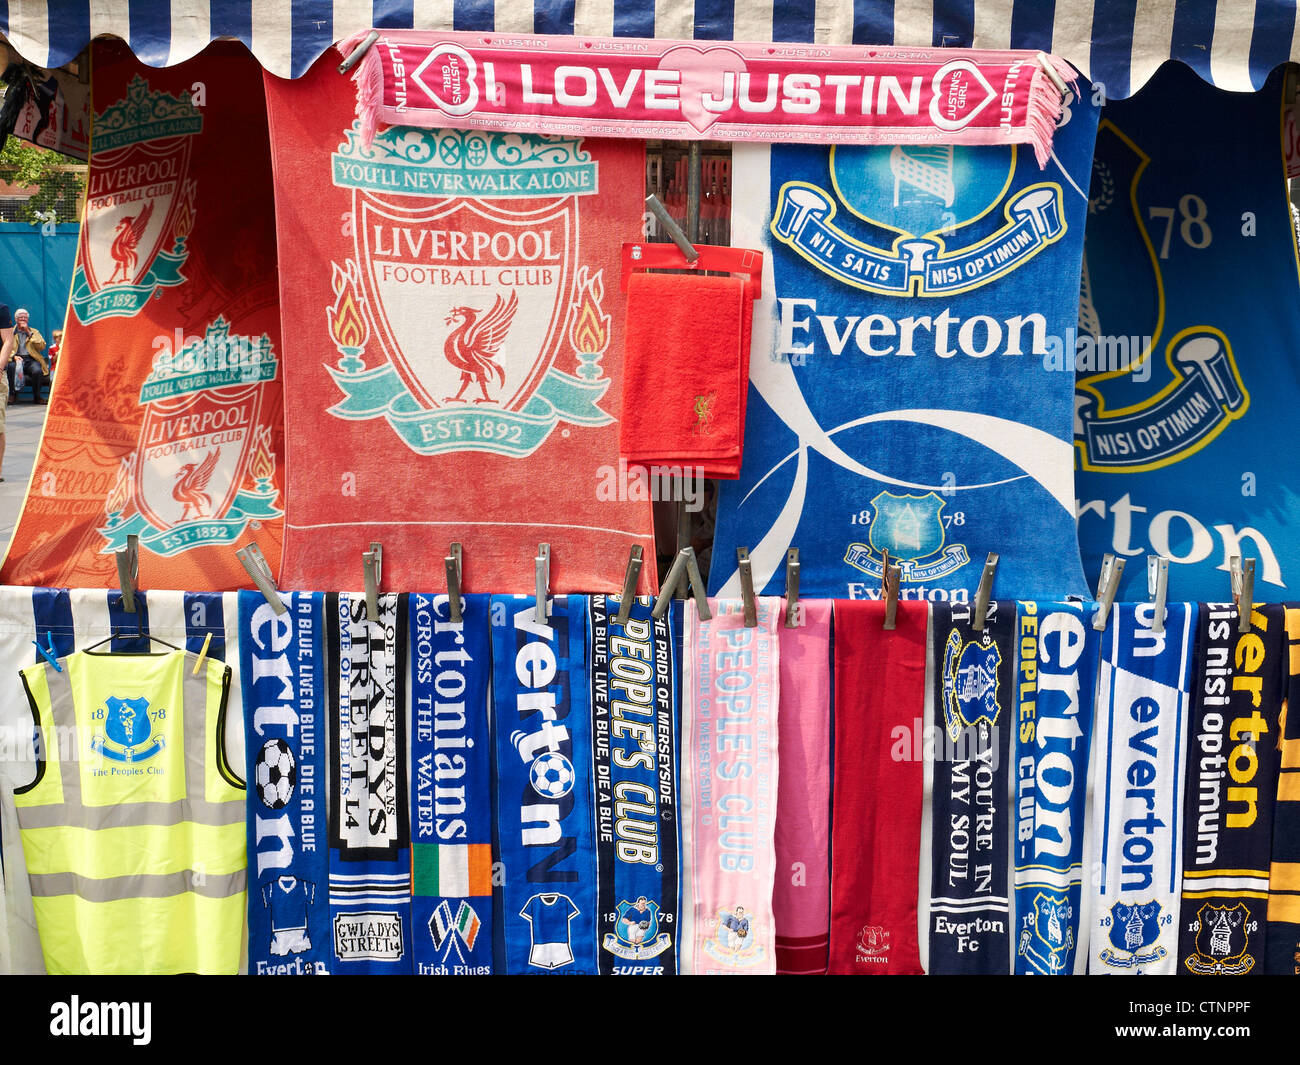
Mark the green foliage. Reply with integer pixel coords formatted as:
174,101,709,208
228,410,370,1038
0,136,84,225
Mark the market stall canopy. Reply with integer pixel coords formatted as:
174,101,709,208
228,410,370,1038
1,0,1296,96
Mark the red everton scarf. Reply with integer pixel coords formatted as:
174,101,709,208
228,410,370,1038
262,52,655,594
828,600,927,974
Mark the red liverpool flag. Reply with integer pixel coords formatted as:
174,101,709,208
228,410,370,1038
0,40,285,589
263,52,656,593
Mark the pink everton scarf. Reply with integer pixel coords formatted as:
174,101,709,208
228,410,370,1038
679,598,781,974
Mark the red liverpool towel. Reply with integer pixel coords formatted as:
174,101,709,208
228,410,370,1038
828,600,927,975
619,273,754,479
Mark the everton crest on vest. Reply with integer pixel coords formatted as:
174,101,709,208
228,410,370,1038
1091,603,1194,974
326,593,412,974
492,595,598,974
928,599,1012,973
590,595,680,975
1178,604,1283,975
1012,602,1100,975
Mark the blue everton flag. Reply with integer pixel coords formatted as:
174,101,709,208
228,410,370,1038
492,595,598,975
1075,64,1300,599
710,88,1099,601
409,592,495,974
240,591,332,975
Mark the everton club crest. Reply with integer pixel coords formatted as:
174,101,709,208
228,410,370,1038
844,491,969,582
99,317,281,556
1185,902,1255,975
771,144,1065,295
602,897,671,961
942,629,1002,741
90,696,165,763
326,126,614,457
71,75,201,324
1075,122,1247,472
1017,892,1073,974
1099,899,1167,969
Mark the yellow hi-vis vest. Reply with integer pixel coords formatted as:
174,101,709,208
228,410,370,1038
14,648,246,974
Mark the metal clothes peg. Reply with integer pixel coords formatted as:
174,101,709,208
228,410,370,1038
644,194,699,263
736,548,757,627
1147,556,1169,635
535,543,551,625
614,545,644,627
445,543,463,623
115,533,139,613
1092,554,1125,631
652,549,689,620
652,547,711,621
784,548,800,628
1231,556,1256,634
338,30,380,74
362,542,383,622
972,553,998,632
236,542,287,616
683,547,711,620
882,551,901,631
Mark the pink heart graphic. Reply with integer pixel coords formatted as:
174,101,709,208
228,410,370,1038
657,45,749,134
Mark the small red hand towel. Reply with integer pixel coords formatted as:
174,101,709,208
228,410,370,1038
828,600,928,975
619,271,754,479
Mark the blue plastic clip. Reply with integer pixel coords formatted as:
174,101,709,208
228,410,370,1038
32,632,61,671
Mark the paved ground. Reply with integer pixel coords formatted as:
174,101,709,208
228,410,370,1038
0,399,48,547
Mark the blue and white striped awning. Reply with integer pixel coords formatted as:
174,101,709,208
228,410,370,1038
3,0,1298,95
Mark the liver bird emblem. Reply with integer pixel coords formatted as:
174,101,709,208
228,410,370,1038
442,290,519,404
172,448,220,522
108,200,155,284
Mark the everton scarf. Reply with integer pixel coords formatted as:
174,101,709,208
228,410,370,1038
680,598,781,974
774,599,832,975
1091,602,1194,974
1179,603,1283,975
1012,601,1101,976
590,595,680,975
492,595,597,975
709,90,1100,603
410,593,494,975
0,39,286,591
1075,65,1300,600
326,592,411,974
828,600,926,975
928,599,1013,974
240,591,331,975
262,53,655,595
1268,607,1300,973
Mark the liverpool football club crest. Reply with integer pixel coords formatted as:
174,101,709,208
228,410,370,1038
71,75,202,323
1099,899,1167,969
1017,892,1074,974
1075,122,1247,473
770,143,1067,295
325,125,614,457
1185,903,1255,975
99,318,281,556
942,629,1002,741
90,696,165,763
844,491,969,582
603,897,672,960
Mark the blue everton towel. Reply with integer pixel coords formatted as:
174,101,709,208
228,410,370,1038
1091,602,1195,975
709,91,1100,601
325,592,412,974
410,593,494,975
1075,64,1300,599
590,594,681,975
492,595,598,975
1012,601,1101,975
241,591,331,975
